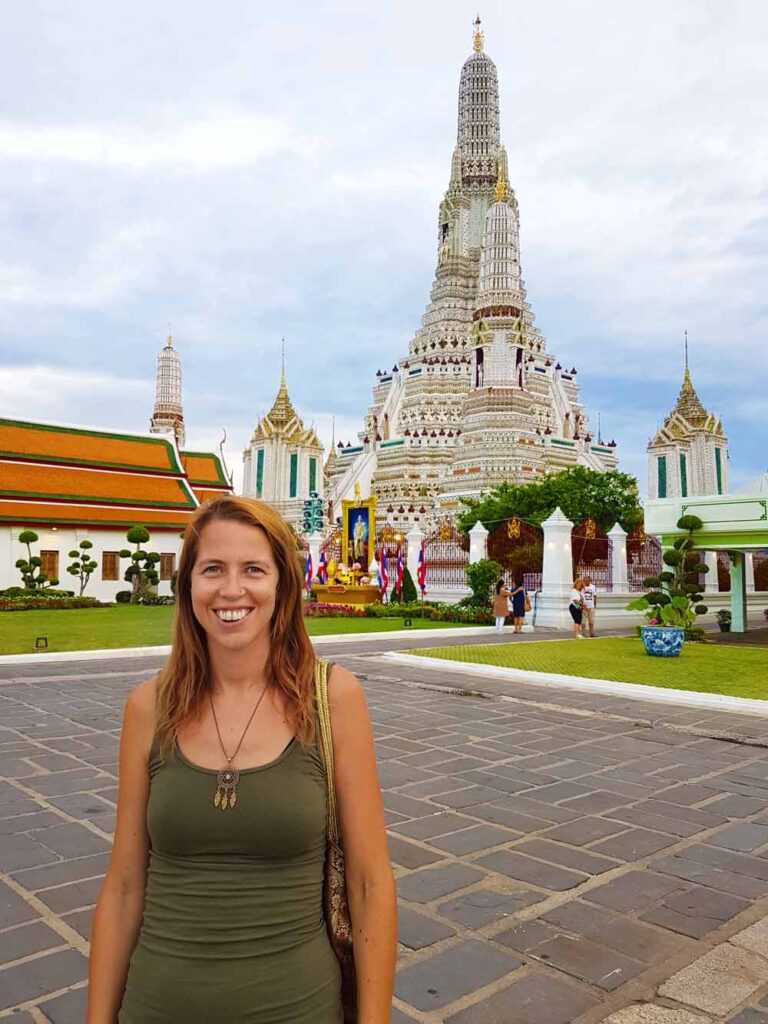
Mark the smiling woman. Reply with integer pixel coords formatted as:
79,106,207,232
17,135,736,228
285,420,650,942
87,495,396,1024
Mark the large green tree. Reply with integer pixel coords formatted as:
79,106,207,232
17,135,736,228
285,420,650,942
456,467,643,535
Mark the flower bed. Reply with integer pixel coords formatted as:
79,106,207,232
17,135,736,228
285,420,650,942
0,597,106,611
303,603,366,618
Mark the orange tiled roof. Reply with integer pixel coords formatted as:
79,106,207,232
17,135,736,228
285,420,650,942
0,461,197,510
181,451,231,488
0,500,189,529
0,417,183,474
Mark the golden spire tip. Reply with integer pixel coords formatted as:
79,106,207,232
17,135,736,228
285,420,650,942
473,14,484,53
494,166,506,203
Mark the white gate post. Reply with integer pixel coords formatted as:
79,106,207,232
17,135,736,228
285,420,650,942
406,526,424,585
541,508,575,596
608,523,628,593
308,532,323,582
746,552,756,595
703,550,719,594
469,521,488,564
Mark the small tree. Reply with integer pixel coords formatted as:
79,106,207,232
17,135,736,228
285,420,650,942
66,540,98,596
401,566,418,604
15,529,59,590
627,515,709,629
465,558,504,608
120,525,160,603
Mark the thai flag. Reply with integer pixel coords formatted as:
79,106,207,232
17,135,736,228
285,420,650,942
304,550,313,593
318,549,328,584
378,547,389,592
417,542,427,597
395,546,404,597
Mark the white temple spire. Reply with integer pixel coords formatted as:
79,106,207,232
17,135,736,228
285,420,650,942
150,329,185,448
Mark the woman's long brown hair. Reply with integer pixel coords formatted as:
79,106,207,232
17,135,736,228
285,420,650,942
155,495,316,755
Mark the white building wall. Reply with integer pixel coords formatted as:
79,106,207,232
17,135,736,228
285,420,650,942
0,526,183,602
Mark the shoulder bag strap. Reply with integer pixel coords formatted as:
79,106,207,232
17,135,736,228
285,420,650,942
314,657,341,845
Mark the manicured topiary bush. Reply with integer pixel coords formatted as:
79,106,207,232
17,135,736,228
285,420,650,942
628,515,709,629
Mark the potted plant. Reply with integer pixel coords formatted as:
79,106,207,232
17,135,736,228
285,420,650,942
627,515,709,657
715,609,732,633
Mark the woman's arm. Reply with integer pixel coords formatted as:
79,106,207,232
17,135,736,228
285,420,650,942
328,665,397,1024
87,679,155,1024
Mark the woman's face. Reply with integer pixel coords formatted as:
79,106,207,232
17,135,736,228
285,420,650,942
191,520,279,655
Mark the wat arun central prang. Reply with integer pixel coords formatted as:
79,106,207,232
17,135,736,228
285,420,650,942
326,19,618,526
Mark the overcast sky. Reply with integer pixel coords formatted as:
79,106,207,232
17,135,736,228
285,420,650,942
0,0,765,495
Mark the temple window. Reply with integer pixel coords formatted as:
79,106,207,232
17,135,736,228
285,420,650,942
40,550,59,581
160,553,176,581
715,448,723,494
255,449,264,497
679,453,688,498
657,456,667,498
289,453,298,498
102,551,120,581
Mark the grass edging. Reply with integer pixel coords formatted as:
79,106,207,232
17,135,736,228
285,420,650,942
383,650,768,717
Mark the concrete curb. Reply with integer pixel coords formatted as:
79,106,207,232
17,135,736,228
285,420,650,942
383,651,768,717
0,624,506,667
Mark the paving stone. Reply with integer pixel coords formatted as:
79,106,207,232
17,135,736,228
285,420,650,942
34,822,111,859
39,985,88,1024
591,828,678,860
495,918,560,952
605,806,704,837
428,824,512,855
658,783,727,806
468,802,554,834
397,864,485,903
383,794,439,819
11,851,109,889
487,794,581,823
25,768,110,797
388,835,443,869
640,885,750,938
0,879,39,927
710,795,768,818
726,1010,768,1023
476,849,587,891
602,1006,710,1023
45,792,114,819
445,968,600,1023
0,948,87,1012
61,907,94,941
659,943,768,1015
434,785,513,809
514,837,620,875
0,920,64,963
682,843,768,881
390,812,476,840
395,938,521,1011
561,790,632,814
397,906,455,949
654,855,768,899
390,1008,419,1023
586,870,685,912
542,816,627,847
437,887,544,929
530,932,645,991
730,915,768,958
0,833,61,873
542,900,689,963
0,810,64,835
36,875,103,915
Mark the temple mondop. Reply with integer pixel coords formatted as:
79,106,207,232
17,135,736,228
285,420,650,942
326,20,617,529
647,351,729,500
149,332,186,448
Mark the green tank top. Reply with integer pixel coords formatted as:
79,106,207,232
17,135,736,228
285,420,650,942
119,732,342,1024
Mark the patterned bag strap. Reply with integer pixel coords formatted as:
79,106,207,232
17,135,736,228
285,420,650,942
314,657,341,845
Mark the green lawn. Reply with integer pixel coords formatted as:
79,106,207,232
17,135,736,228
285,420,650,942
0,606,457,656
411,637,768,701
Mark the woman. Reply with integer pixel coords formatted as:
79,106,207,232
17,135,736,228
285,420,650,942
569,578,585,639
509,578,527,634
492,577,512,635
88,496,397,1024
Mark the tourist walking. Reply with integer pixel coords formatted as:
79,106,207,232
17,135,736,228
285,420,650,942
88,495,396,1024
569,579,585,639
581,575,597,637
493,577,512,634
509,578,527,634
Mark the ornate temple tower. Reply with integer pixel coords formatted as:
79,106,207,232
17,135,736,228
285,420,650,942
327,19,617,527
149,332,185,448
647,351,729,499
242,359,324,531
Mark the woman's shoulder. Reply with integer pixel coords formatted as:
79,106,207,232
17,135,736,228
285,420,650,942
123,678,158,749
326,663,368,733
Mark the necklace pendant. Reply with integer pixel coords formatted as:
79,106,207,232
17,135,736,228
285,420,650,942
215,765,240,811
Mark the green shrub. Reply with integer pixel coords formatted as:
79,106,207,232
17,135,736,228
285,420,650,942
115,591,132,604
0,596,105,611
465,559,503,608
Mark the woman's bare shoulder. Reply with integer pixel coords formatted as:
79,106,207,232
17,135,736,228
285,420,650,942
326,663,367,724
124,677,158,731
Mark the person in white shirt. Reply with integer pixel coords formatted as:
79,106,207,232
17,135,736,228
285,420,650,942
581,577,597,637
568,579,584,639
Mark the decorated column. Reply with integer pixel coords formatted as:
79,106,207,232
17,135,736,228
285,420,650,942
541,508,574,596
729,552,747,633
608,524,628,593
746,552,756,595
469,521,488,564
703,550,719,594
308,532,323,584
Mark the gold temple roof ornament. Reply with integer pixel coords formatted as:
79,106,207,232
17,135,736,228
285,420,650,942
473,14,484,53
494,168,506,204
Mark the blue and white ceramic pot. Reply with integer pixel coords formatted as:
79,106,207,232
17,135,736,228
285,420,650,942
640,625,684,658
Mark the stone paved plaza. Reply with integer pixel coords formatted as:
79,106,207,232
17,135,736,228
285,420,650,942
2,634,768,1022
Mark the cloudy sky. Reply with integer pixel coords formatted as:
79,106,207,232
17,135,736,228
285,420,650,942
1,0,765,494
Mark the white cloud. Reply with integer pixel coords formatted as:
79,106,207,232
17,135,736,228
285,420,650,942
0,366,149,424
0,114,298,169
